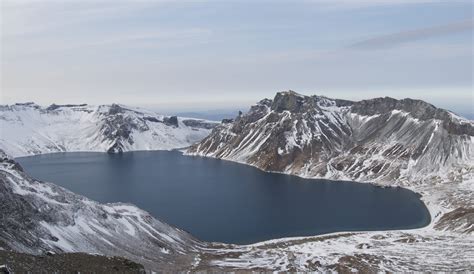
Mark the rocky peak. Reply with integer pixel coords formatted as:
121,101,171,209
351,97,437,119
397,98,440,120
14,102,37,107
108,104,125,115
46,104,88,111
269,91,350,114
2,102,41,111
350,97,474,135
350,97,394,115
257,98,273,107
271,90,306,113
163,116,179,127
221,118,234,124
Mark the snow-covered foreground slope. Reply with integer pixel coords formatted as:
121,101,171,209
0,103,216,157
0,150,204,271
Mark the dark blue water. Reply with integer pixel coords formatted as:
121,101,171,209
17,151,430,244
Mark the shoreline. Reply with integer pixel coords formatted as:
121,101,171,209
14,148,435,247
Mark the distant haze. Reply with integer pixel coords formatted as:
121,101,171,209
1,1,472,119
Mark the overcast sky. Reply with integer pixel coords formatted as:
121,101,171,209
1,0,473,117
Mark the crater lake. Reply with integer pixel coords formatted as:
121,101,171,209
17,151,431,244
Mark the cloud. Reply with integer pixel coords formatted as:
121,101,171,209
1,1,157,37
1,1,212,56
350,19,474,49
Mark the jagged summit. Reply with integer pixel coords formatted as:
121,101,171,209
351,96,473,135
269,90,347,112
353,97,440,119
107,103,125,115
271,90,306,112
46,103,88,111
257,91,472,135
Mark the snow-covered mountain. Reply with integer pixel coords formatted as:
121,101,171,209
188,90,474,186
0,103,216,157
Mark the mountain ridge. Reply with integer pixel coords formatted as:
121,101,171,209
188,90,473,186
0,103,217,157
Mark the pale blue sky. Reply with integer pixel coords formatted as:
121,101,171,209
1,0,473,117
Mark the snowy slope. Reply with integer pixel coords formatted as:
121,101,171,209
0,149,203,271
0,103,216,157
188,90,474,186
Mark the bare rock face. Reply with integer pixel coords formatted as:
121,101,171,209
434,207,474,233
271,90,305,112
351,97,474,136
107,103,125,115
46,104,88,111
102,113,139,153
182,119,216,129
163,116,179,127
0,250,145,273
188,90,474,186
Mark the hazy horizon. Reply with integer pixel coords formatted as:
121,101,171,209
3,88,473,120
